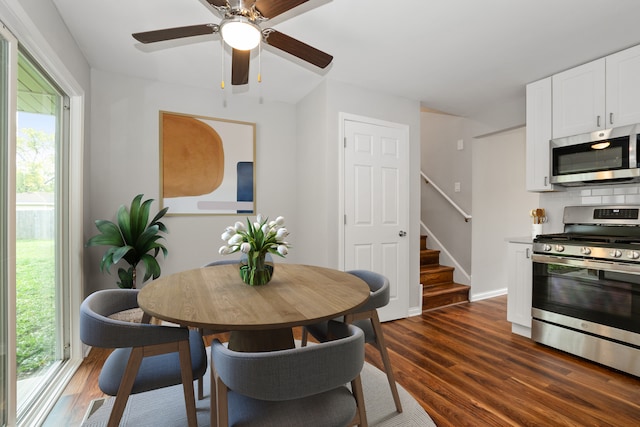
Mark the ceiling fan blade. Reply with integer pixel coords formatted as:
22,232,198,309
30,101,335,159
255,0,308,19
232,49,251,85
132,24,218,44
262,29,332,69
205,0,228,6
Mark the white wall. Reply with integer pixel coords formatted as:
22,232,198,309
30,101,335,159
294,82,329,265
421,111,473,275
471,126,540,300
86,69,299,293
469,94,526,136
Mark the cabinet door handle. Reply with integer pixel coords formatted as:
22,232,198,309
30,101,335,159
597,115,601,127
544,176,548,187
526,248,530,259
610,112,614,125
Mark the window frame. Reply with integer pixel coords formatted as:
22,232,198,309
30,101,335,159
0,10,85,426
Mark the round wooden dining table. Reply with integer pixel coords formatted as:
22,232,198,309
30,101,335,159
137,263,370,352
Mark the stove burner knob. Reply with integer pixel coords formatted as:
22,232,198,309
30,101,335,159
610,249,622,258
627,251,640,260
543,244,552,251
581,247,592,255
554,245,565,252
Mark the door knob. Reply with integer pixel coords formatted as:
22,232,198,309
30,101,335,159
398,230,407,237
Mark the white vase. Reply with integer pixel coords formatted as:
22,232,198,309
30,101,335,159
532,223,543,240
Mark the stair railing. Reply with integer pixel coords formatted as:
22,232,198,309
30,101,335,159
421,171,472,222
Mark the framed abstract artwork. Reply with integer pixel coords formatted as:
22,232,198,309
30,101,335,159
160,111,256,215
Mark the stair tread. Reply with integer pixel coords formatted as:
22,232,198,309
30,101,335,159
422,282,469,294
420,264,454,273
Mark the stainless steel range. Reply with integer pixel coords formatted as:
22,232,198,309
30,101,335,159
532,205,640,377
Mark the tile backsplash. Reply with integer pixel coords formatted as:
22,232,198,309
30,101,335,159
539,183,640,232
578,185,640,204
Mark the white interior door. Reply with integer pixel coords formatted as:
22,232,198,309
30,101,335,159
342,117,409,321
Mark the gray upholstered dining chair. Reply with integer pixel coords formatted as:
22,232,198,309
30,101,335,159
80,289,208,427
211,321,368,427
301,269,403,413
203,258,241,267
203,253,273,268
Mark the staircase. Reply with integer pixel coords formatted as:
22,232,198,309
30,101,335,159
420,235,470,312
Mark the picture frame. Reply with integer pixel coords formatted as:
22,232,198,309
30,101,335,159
159,111,256,215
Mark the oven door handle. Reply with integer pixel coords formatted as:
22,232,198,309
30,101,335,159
532,254,640,275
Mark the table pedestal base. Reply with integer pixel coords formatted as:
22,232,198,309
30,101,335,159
228,328,295,352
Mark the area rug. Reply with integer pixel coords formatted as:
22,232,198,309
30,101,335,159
81,360,436,426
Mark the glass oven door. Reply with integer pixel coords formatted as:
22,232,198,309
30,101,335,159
532,254,640,334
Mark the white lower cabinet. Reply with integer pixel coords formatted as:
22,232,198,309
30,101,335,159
507,241,532,337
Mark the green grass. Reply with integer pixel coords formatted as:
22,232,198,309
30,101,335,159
16,239,56,379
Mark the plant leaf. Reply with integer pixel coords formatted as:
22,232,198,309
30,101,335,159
137,198,153,239
151,206,168,224
86,220,124,247
130,193,143,216
99,247,119,273
116,204,133,246
139,253,161,282
151,206,169,232
111,245,134,264
136,225,160,252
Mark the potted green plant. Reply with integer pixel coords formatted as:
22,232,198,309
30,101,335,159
86,194,169,288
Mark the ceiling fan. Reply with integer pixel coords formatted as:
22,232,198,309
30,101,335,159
132,0,333,86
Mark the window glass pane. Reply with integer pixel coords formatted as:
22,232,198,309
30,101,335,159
15,49,66,414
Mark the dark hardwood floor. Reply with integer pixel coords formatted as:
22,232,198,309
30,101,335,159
43,295,640,426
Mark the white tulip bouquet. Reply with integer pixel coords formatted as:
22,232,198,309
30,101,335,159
219,214,290,285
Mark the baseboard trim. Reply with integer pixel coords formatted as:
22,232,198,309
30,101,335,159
470,288,507,302
408,283,424,317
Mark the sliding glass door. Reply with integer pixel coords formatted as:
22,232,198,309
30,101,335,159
1,22,74,426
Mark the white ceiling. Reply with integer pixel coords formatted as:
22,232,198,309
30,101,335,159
51,0,640,118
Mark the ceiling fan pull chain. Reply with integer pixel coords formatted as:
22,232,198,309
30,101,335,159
220,39,225,89
258,42,262,83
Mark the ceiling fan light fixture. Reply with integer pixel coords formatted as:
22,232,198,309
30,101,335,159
220,17,261,50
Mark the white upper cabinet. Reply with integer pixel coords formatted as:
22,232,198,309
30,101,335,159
552,44,640,139
526,77,553,191
606,44,640,129
552,58,605,138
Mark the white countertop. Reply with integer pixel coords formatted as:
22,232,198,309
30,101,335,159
506,236,534,244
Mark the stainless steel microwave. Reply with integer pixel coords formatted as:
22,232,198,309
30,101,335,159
550,123,640,186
